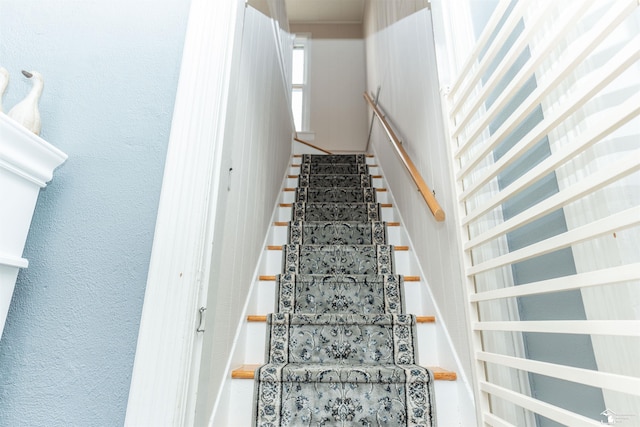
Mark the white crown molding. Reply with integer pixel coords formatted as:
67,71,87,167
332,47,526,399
0,254,28,269
0,113,67,187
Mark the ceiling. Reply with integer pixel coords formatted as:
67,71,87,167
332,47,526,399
286,0,366,24
248,0,367,25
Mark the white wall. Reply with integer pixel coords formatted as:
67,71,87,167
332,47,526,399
290,24,369,153
193,6,294,424
364,5,474,385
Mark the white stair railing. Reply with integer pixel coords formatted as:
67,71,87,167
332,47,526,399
441,1,640,425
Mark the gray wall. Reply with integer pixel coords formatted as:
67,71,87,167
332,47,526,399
0,0,190,424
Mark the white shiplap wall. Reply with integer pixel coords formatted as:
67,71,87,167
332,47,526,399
193,6,294,424
364,6,474,385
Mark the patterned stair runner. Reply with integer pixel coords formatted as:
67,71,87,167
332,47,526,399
288,221,387,245
275,274,404,315
253,154,436,426
295,187,376,203
292,202,380,222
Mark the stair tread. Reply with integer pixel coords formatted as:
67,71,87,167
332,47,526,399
280,202,393,207
275,221,400,226
248,314,435,323
232,364,456,380
268,244,409,250
259,274,420,281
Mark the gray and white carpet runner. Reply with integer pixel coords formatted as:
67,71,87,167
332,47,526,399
253,154,435,426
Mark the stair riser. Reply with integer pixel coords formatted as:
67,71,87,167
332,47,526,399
276,274,404,315
244,322,438,367
259,251,421,284
254,364,435,427
256,277,424,315
300,163,370,175
267,223,406,247
227,375,450,426
295,187,377,203
288,221,387,246
289,164,381,177
285,176,384,189
265,314,419,365
276,203,396,222
281,190,390,204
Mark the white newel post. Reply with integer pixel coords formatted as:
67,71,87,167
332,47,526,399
0,113,67,340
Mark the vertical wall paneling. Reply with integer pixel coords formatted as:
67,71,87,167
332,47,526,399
364,3,474,398
125,1,245,425
193,6,294,425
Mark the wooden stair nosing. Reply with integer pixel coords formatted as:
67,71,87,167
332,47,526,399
268,245,409,251
259,274,420,281
282,186,387,192
232,364,456,381
289,165,382,170
291,164,378,168
292,153,372,157
274,221,400,226
280,203,393,208
247,315,434,323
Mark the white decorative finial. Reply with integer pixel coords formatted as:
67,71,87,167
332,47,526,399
0,67,9,113
8,70,44,135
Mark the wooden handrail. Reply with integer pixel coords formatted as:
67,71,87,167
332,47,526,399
293,137,333,154
363,92,445,222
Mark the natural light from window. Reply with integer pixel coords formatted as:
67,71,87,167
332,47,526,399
291,37,308,132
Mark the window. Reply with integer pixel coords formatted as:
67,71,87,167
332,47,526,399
291,35,309,131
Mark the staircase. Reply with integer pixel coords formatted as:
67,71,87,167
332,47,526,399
213,153,471,426
253,153,437,426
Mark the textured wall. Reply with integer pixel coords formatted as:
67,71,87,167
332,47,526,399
0,1,190,425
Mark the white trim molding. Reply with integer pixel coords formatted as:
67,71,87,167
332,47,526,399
125,0,246,425
0,112,67,343
0,113,67,187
